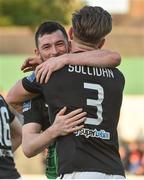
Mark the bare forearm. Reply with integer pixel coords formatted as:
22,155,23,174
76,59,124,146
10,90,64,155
64,49,121,67
22,134,46,157
22,108,86,157
22,126,58,157
6,80,37,112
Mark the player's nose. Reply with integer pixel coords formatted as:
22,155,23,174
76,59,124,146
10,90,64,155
51,45,58,56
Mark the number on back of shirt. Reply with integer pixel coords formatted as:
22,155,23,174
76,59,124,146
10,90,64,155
0,107,11,147
84,82,104,126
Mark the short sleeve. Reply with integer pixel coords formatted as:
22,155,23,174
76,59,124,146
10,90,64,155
23,97,50,131
22,72,42,93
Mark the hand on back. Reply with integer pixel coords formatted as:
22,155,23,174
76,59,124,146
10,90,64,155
52,107,86,136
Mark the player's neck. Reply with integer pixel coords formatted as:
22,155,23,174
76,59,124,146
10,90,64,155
71,37,98,53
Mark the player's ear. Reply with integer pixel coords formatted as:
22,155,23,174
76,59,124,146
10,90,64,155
68,27,73,40
98,38,105,49
35,48,40,56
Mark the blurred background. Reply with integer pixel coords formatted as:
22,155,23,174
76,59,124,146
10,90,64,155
0,0,144,179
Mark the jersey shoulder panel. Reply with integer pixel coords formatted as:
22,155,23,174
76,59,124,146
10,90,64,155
22,72,42,93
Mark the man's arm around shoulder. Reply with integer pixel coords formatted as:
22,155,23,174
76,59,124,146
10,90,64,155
6,79,36,112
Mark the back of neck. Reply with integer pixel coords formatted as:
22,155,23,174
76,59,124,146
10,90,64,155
71,37,97,53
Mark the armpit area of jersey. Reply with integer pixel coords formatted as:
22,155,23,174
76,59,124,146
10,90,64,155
22,77,42,93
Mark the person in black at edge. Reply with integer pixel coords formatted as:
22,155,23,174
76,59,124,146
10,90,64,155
7,6,125,179
0,95,21,179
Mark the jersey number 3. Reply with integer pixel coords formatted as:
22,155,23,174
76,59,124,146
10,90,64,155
84,82,104,126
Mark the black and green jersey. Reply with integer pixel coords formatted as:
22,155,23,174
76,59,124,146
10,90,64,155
22,64,125,177
45,144,58,179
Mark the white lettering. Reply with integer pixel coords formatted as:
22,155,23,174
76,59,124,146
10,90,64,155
68,65,114,78
68,65,74,72
0,107,11,147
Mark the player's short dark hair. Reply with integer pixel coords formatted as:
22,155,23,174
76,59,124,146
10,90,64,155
35,21,68,48
72,6,112,45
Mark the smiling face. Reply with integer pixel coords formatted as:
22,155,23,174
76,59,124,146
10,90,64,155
35,30,70,61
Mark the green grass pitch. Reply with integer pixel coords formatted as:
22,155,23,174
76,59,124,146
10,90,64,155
0,55,144,95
